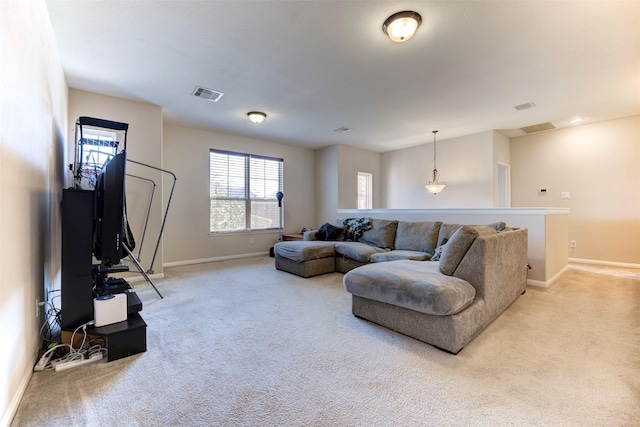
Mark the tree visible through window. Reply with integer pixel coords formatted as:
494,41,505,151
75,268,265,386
357,172,372,209
209,150,283,233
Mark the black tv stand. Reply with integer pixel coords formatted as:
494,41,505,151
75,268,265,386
60,188,146,361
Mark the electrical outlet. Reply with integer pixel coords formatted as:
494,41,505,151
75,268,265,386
249,237,255,244
570,240,577,248
35,299,40,319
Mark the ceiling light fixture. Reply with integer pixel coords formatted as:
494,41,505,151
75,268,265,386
425,130,446,195
383,11,422,42
247,111,267,124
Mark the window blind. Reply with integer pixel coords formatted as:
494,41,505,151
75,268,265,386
210,150,283,233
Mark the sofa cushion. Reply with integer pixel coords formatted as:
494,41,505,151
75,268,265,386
436,223,462,247
439,226,497,276
359,219,398,249
394,221,442,253
343,217,372,241
343,260,476,316
335,241,388,263
370,250,432,262
274,241,337,262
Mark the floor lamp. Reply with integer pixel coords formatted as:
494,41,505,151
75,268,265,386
276,191,284,241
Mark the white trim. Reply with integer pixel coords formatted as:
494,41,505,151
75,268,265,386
164,252,268,268
569,258,640,269
337,208,570,216
526,264,571,288
125,273,165,284
2,355,37,427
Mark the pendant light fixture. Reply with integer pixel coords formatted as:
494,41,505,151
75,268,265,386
425,130,446,195
383,11,422,43
247,111,267,124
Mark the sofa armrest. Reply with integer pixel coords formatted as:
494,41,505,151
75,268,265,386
453,228,528,315
303,230,318,241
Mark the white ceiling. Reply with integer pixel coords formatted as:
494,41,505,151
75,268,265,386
45,1,640,152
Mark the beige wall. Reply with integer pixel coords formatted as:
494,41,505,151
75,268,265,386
0,0,68,424
314,144,382,225
68,90,164,275
314,145,339,226
492,131,511,207
381,131,496,208
162,123,315,264
337,145,382,209
511,115,640,265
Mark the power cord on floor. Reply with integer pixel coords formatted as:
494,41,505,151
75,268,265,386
34,320,107,371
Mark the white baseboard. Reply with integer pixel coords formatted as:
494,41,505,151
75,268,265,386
2,354,37,427
527,264,572,288
125,273,165,284
569,258,640,269
526,259,640,289
163,252,269,268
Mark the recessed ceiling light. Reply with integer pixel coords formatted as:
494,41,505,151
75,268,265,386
568,117,584,124
247,111,267,124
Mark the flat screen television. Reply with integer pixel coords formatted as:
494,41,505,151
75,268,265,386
93,150,127,266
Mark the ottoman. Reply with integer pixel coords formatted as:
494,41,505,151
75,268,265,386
274,241,337,278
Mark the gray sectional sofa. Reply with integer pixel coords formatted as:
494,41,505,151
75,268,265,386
274,218,528,354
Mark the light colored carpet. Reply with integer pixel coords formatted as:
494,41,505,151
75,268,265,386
12,257,640,426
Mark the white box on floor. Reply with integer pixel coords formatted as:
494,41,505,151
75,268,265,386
93,294,127,327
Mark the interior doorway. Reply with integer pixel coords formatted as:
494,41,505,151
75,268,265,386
497,162,511,208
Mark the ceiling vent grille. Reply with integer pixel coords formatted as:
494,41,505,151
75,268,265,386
514,102,536,111
192,86,224,102
333,127,352,134
520,122,557,134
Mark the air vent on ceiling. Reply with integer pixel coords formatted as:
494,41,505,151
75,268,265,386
333,127,352,134
192,86,224,102
520,122,557,134
514,102,536,111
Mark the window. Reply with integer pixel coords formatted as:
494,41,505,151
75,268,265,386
357,172,372,209
75,128,119,189
209,150,283,233
81,129,118,170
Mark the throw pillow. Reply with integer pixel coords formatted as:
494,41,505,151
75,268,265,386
439,226,497,276
343,217,372,241
315,222,344,241
431,238,448,261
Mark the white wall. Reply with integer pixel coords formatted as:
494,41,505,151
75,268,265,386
162,123,315,264
511,115,640,265
381,130,496,208
68,90,165,275
0,1,68,424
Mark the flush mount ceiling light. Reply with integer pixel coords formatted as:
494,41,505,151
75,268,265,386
383,11,422,42
247,111,267,124
425,130,446,195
